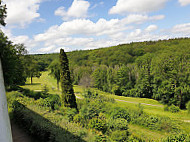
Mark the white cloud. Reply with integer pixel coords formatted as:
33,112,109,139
38,45,56,53
171,23,190,36
2,27,37,52
178,0,190,6
55,0,90,20
34,18,126,42
31,14,167,53
109,0,168,14
122,14,165,24
145,25,158,32
5,0,41,27
35,14,164,43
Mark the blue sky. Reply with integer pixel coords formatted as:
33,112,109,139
2,0,190,54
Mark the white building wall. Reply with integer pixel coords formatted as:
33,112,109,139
0,59,13,142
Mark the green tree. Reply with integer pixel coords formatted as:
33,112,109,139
60,49,77,109
0,33,27,87
115,65,135,95
0,0,6,26
48,59,60,90
136,54,153,98
25,56,41,84
152,51,190,108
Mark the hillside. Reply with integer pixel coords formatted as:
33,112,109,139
33,38,190,68
32,38,190,109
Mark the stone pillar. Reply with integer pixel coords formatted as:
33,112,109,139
0,59,13,142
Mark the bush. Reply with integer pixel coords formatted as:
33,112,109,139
21,88,46,100
163,133,190,142
12,101,92,142
108,118,128,131
186,101,190,114
80,100,102,120
65,107,78,121
94,132,108,142
168,104,180,113
37,94,61,110
88,117,107,133
111,130,129,142
110,107,131,122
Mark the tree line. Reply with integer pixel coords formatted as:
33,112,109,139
44,38,190,109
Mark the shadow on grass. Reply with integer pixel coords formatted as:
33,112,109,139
13,103,86,142
24,83,41,86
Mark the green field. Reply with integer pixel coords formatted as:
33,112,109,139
18,71,190,141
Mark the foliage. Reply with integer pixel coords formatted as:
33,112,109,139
186,101,190,114
19,88,46,100
111,130,129,142
48,59,61,90
60,49,77,109
110,107,131,122
25,55,41,84
163,133,190,142
33,38,190,109
0,33,28,87
168,104,180,113
12,101,92,142
108,118,128,131
38,94,61,110
88,117,107,134
42,84,49,96
0,0,6,26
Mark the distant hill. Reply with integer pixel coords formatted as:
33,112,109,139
33,37,190,69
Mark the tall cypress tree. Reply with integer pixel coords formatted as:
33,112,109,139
60,49,77,109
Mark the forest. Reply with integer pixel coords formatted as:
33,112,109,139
32,38,190,109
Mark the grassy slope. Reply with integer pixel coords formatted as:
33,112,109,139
21,71,190,141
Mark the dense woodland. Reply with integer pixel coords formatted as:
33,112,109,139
32,38,190,109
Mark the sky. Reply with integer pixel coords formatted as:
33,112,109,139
2,0,190,54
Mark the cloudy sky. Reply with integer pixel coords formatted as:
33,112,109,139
2,0,190,53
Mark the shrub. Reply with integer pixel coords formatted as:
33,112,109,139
111,130,129,142
21,88,46,100
80,100,102,120
37,94,61,110
110,107,131,122
108,118,128,131
88,117,107,133
186,101,190,114
12,101,93,142
163,133,190,142
65,107,78,121
94,132,108,142
42,84,49,96
168,104,180,113
145,116,159,129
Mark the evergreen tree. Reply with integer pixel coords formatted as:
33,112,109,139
60,49,77,109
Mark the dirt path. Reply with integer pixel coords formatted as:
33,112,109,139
115,99,164,107
75,94,163,107
11,122,40,142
